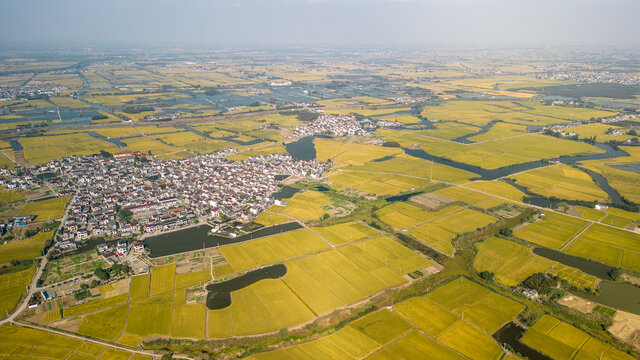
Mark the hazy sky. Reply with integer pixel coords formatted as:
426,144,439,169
1,0,638,48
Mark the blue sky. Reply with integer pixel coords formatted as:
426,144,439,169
0,0,638,48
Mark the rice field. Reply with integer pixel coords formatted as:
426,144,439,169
375,202,464,230
0,324,150,360
269,190,333,221
521,315,633,360
149,263,176,295
474,237,596,289
408,208,498,256
514,212,589,249
0,231,52,264
0,190,25,204
314,138,402,168
213,228,331,277
19,196,71,222
563,223,640,271
345,153,476,183
327,170,432,196
77,304,127,341
21,133,121,165
311,222,380,246
510,164,608,202
0,267,35,315
211,237,432,336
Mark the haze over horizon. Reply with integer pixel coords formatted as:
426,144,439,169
1,0,639,49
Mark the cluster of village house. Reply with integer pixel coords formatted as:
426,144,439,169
293,114,372,138
2,149,329,247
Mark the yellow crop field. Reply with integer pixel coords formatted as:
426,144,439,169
464,181,526,201
467,122,528,142
19,196,71,222
474,237,552,287
432,185,495,205
0,190,25,204
409,209,498,256
522,315,633,360
583,163,640,203
64,294,128,317
571,206,606,221
252,212,290,226
21,133,121,164
370,330,467,360
77,304,127,341
122,136,188,159
345,153,476,183
520,101,615,121
270,190,333,221
438,320,503,360
152,131,236,154
328,170,432,195
0,324,142,359
312,221,379,246
48,97,89,109
93,127,141,138
171,304,206,339
410,121,480,140
474,237,596,289
564,223,640,271
116,334,143,348
317,96,395,108
565,123,636,142
129,274,150,300
0,231,51,264
149,263,175,295
314,138,402,168
126,294,172,337
175,269,210,289
376,202,464,230
213,228,330,277
514,212,589,249
0,267,35,315
510,164,608,202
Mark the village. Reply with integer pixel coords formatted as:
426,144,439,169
0,149,330,254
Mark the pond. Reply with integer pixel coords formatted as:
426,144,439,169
206,264,287,310
533,247,613,280
146,222,303,258
285,136,317,161
272,185,300,199
493,322,552,360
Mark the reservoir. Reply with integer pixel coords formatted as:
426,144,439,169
146,221,303,258
285,136,317,160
